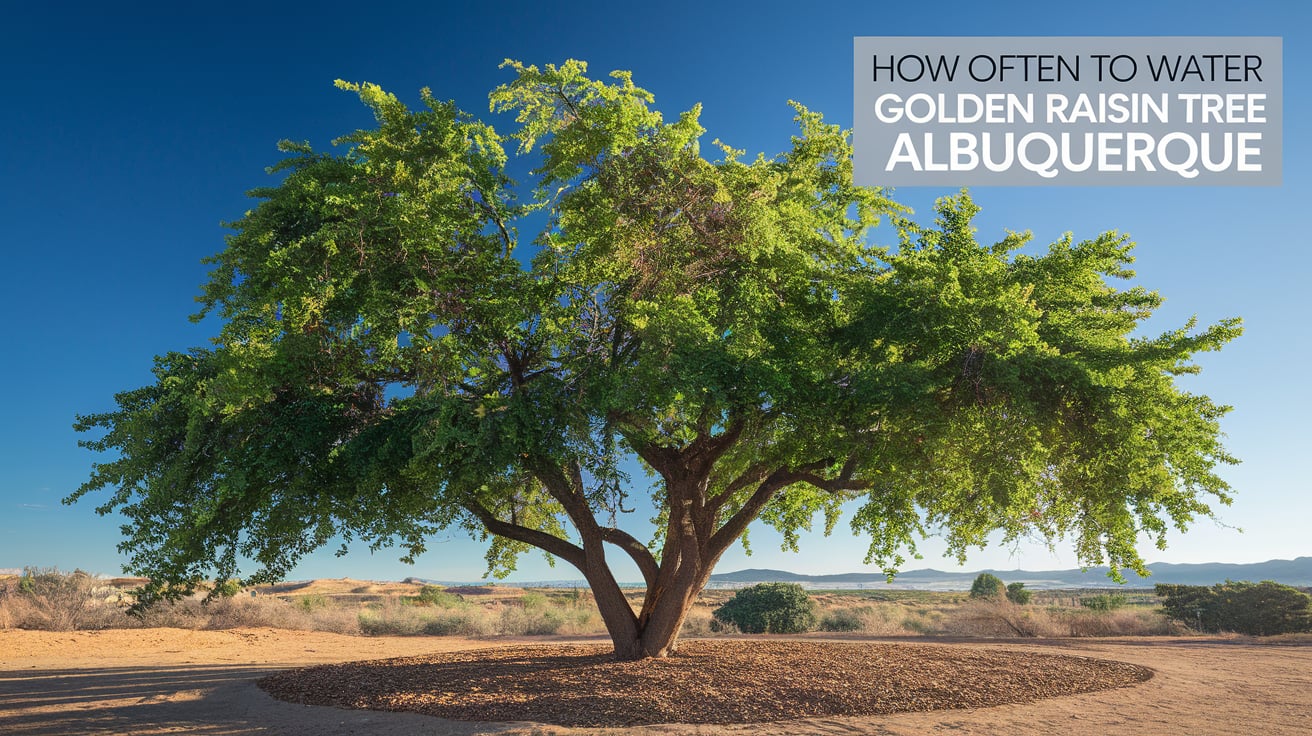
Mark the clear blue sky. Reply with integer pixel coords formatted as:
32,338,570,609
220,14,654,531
1,1,1307,583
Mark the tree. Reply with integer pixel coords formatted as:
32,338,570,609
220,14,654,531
1156,581,1312,635
970,573,1005,599
1006,582,1032,605
71,60,1241,660
712,582,818,633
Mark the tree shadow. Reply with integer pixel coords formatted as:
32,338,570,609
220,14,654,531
0,663,518,735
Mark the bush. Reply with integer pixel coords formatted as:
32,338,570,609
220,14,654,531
1156,580,1312,636
1081,593,1127,612
413,585,464,608
7,567,101,631
969,573,1005,600
210,578,244,598
499,605,566,635
1006,582,1032,605
940,599,1060,637
518,592,548,610
819,608,865,632
712,582,817,634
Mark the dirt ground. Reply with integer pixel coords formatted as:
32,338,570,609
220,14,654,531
1,627,1308,735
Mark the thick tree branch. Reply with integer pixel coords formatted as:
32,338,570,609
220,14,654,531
688,414,745,470
707,458,835,554
618,428,680,480
599,527,659,589
791,455,874,493
533,460,602,538
463,503,585,568
708,460,774,513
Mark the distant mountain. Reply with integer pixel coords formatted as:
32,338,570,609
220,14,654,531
707,557,1312,590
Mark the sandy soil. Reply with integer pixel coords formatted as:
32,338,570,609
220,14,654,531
1,627,1308,735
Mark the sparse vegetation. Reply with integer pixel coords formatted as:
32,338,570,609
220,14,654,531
10,569,1299,641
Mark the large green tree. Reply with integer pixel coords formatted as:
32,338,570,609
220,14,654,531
71,61,1240,660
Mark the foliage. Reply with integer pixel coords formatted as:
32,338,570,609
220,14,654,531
970,573,1005,599
1156,581,1312,636
1005,582,1032,605
1081,593,1128,611
211,578,244,598
70,59,1241,659
713,583,818,634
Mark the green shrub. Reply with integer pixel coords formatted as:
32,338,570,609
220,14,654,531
712,583,817,634
1156,580,1312,636
1081,593,1127,612
1005,582,1032,605
969,573,1005,599
211,578,243,598
295,594,328,611
819,608,865,632
518,592,548,610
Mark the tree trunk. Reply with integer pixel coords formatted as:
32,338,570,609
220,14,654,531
594,482,723,660
598,566,709,660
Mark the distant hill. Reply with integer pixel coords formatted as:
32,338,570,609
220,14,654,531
707,557,1312,590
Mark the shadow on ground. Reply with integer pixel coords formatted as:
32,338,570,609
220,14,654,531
0,664,519,735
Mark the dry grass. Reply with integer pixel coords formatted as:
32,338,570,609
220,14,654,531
1,569,1193,641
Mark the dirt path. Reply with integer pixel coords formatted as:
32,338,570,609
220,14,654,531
1,628,1308,735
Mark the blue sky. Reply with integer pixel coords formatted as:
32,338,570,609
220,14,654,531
1,1,1306,583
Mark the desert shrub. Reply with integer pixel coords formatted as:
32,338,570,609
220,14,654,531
422,611,494,636
1081,593,1128,611
680,609,725,637
969,573,1005,600
359,611,428,636
205,596,360,634
359,600,447,636
819,608,865,632
1156,581,1312,636
499,605,567,635
1059,607,1178,637
940,599,1063,637
295,594,329,612
856,604,918,635
713,583,817,634
902,606,947,634
6,567,102,631
1006,582,1032,605
518,592,548,610
413,586,464,608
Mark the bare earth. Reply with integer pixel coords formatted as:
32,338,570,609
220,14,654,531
1,628,1309,735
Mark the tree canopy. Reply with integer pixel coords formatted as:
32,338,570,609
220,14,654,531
71,60,1240,659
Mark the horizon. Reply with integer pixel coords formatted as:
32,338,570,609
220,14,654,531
3,1,1309,586
5,554,1307,588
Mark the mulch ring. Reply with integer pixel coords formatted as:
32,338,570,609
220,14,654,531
258,640,1153,727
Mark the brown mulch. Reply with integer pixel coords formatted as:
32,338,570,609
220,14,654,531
257,640,1153,727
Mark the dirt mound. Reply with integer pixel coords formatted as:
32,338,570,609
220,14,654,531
258,640,1152,727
